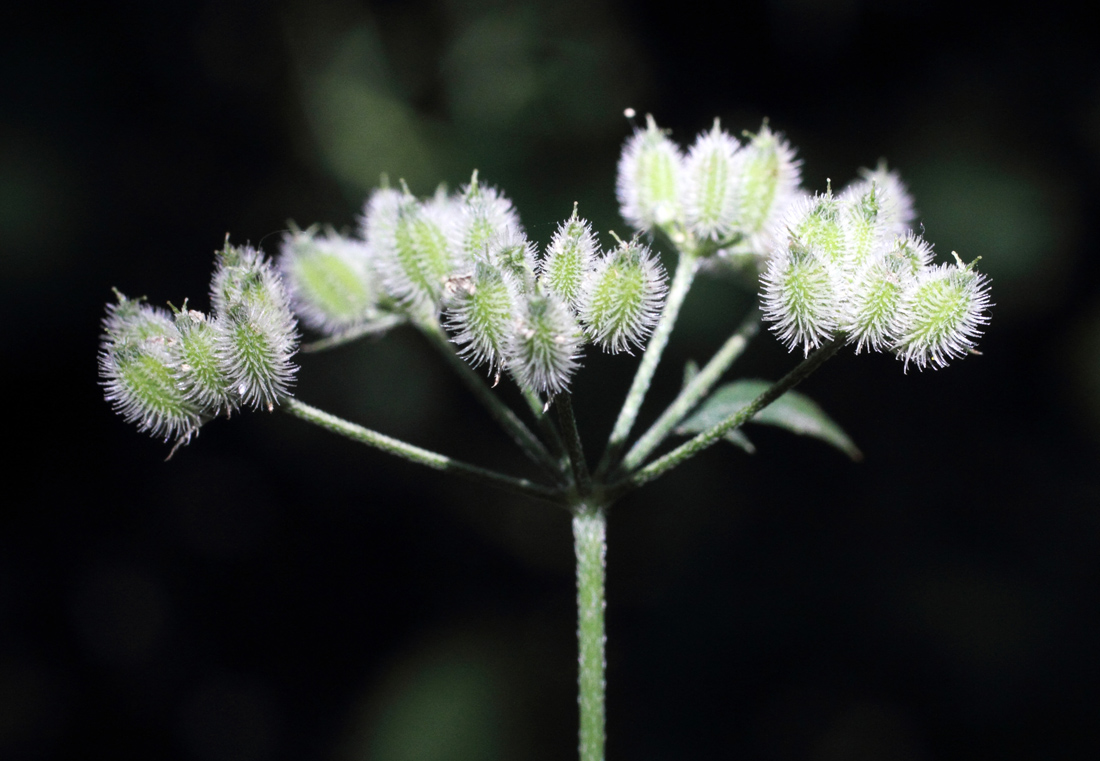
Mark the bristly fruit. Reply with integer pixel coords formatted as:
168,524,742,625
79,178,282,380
444,260,521,374
760,240,840,356
683,120,742,241
507,291,583,395
279,228,380,335
730,124,802,257
99,294,204,443
540,206,600,311
617,114,684,233
170,309,234,412
580,239,668,354
211,244,299,410
892,256,992,371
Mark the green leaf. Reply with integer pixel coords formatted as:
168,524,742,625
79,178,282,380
676,379,861,460
723,428,756,454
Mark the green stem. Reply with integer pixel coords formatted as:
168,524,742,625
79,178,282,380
419,324,565,481
619,308,760,474
523,387,569,464
283,398,562,505
607,336,844,499
300,314,407,352
556,394,590,494
573,504,607,761
595,251,698,478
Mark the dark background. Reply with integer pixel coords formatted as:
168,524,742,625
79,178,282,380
4,1,1100,759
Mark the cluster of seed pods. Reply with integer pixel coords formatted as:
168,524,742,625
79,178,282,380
616,114,991,369
279,175,669,396
99,244,298,444
101,114,992,445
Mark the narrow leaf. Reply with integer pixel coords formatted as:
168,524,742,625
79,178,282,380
676,379,861,460
723,428,756,454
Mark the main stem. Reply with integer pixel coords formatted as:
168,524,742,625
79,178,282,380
574,504,607,761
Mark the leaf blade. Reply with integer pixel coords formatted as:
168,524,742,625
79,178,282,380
676,379,861,460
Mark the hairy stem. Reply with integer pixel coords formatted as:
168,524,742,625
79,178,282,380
283,398,562,505
419,324,565,481
523,387,569,463
556,393,591,494
607,335,844,499
620,308,760,473
574,505,607,761
300,315,407,352
596,251,698,478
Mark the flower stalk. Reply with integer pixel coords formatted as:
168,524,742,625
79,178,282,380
419,322,566,481
621,307,760,473
556,393,592,496
596,249,699,478
609,334,845,500
573,505,607,761
283,398,562,505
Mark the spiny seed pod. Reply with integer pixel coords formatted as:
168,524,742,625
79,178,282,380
784,191,846,267
362,186,456,318
486,227,538,293
580,240,668,354
210,241,289,318
452,172,524,264
279,228,379,334
211,244,299,409
892,257,992,371
539,206,599,311
733,123,801,254
838,182,892,273
217,303,299,409
760,241,840,356
445,261,521,373
507,292,583,396
844,164,915,238
617,114,684,232
100,294,203,442
845,234,934,354
838,165,919,273
170,309,234,412
683,120,742,241
102,290,174,345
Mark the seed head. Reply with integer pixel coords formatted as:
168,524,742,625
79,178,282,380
617,114,685,232
730,123,802,256
892,257,992,371
540,206,600,311
580,239,668,354
760,240,840,356
362,186,457,320
844,235,933,354
279,228,380,334
683,120,743,241
169,309,234,412
99,294,204,442
452,172,524,265
445,260,521,373
210,243,299,409
485,225,538,293
507,291,584,396
842,164,916,239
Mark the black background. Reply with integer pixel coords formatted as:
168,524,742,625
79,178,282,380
4,1,1100,759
